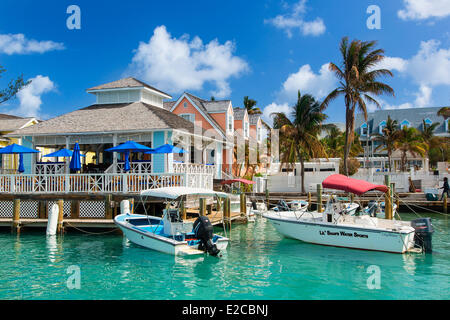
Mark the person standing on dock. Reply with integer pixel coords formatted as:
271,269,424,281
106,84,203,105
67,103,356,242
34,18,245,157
440,177,449,201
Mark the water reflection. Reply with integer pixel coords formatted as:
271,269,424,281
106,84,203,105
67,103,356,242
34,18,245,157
46,235,58,263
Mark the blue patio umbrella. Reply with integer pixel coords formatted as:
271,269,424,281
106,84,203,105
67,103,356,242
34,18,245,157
69,143,82,172
18,154,25,173
146,144,187,154
123,150,131,172
0,143,40,173
43,148,86,158
105,141,154,153
105,141,154,173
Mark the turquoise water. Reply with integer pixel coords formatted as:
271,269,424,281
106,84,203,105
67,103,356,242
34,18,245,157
0,213,449,300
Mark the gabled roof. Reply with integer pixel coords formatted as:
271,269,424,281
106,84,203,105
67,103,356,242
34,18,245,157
0,114,37,132
8,102,199,136
86,77,172,98
233,108,247,120
248,114,261,125
170,92,227,138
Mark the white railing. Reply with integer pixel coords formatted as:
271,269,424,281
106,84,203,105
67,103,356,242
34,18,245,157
173,163,215,175
35,162,66,174
0,172,213,194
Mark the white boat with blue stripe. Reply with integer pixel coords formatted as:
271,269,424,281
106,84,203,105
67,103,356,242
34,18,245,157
114,187,230,256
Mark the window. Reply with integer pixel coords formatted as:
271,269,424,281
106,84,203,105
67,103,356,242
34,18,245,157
445,119,449,132
180,113,195,123
361,123,368,136
379,120,386,134
183,102,187,108
244,121,249,137
257,126,261,141
228,114,233,132
400,119,410,129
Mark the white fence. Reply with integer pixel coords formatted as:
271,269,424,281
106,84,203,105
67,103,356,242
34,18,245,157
0,172,213,194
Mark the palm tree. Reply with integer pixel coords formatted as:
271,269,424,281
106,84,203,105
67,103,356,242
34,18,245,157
393,127,428,172
437,107,450,120
421,119,440,143
243,96,262,115
271,91,327,193
373,116,398,171
320,37,394,176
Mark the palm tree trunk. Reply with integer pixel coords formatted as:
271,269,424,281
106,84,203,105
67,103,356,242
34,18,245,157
300,156,305,194
343,106,354,176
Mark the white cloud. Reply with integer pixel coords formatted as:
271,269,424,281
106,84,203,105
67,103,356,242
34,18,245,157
406,39,450,86
281,63,337,100
15,75,55,117
369,39,449,110
398,0,450,21
374,56,408,72
414,85,433,107
127,26,248,98
265,0,326,37
0,33,64,55
262,102,291,126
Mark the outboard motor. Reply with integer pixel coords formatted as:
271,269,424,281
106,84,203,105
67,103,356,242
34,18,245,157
251,199,257,210
193,216,220,256
411,218,434,253
367,200,379,217
277,200,290,211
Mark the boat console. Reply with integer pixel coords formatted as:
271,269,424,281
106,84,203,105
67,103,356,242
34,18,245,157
162,209,193,237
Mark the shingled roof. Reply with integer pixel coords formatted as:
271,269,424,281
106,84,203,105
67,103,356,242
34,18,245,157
0,114,36,132
8,102,199,136
86,77,172,98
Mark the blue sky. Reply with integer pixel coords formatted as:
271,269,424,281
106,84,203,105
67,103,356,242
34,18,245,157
0,0,449,125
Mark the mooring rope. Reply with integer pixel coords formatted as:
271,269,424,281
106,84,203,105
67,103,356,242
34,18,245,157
63,221,118,235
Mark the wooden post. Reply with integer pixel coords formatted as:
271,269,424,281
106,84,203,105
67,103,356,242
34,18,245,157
199,198,206,216
317,184,323,213
105,195,113,219
444,193,448,215
38,200,46,219
72,200,80,219
307,192,311,210
12,199,20,233
265,188,270,210
57,199,64,234
384,176,393,220
350,193,354,204
223,197,230,229
240,193,246,216
181,200,186,221
207,204,212,216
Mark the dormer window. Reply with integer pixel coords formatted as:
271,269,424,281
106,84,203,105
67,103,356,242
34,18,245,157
361,123,368,136
184,102,188,108
379,120,386,134
400,120,410,129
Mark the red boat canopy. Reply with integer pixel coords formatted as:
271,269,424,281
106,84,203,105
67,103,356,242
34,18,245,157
221,178,255,185
322,174,388,195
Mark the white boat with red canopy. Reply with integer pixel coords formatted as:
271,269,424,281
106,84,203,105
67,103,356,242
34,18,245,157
264,174,433,254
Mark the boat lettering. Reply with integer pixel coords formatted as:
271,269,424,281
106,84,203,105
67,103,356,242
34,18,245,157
319,230,369,239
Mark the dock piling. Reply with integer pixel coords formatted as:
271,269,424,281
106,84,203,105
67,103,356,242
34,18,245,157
317,184,323,213
57,199,64,234
240,193,246,216
199,198,206,216
12,199,20,234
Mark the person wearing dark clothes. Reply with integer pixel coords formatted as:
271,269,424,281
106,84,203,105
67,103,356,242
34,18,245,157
440,177,449,200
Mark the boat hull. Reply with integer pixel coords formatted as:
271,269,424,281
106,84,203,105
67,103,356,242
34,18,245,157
264,214,415,254
115,215,229,256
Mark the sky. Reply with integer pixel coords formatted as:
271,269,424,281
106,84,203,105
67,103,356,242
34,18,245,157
0,0,449,126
